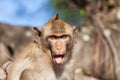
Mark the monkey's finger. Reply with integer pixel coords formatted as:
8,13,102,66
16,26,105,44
0,67,6,80
2,61,12,70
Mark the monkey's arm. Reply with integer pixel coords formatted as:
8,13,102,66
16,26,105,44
7,58,32,80
38,67,56,80
21,67,56,80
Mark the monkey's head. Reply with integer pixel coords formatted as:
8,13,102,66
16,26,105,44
34,14,77,65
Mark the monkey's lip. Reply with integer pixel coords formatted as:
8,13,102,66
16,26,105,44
53,55,64,64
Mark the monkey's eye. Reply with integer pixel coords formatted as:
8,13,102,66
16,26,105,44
49,36,57,40
61,35,68,39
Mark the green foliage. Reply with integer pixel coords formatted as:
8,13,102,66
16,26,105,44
50,0,83,26
79,9,85,16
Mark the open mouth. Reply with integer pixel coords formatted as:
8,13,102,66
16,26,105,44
53,55,64,64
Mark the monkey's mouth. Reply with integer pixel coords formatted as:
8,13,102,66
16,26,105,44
53,55,64,65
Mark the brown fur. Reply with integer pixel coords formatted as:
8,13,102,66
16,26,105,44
7,42,56,80
7,14,78,80
0,43,12,66
0,43,12,80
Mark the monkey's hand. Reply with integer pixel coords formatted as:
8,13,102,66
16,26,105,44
0,61,12,80
2,61,12,74
0,67,6,80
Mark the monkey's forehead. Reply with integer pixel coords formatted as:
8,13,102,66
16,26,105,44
42,17,74,37
43,25,73,38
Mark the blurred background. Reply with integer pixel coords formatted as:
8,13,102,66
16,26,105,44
0,0,82,26
0,0,120,80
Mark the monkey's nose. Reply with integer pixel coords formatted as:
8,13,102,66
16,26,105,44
56,45,63,52
56,41,62,50
56,46,62,50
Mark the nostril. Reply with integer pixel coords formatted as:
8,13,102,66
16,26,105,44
57,47,61,50
55,41,62,49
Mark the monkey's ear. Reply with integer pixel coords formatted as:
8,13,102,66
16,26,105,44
72,26,79,32
72,26,80,41
33,27,43,44
33,27,42,37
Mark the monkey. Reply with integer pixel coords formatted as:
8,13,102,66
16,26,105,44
7,42,56,80
0,61,12,80
0,42,12,80
0,43,12,66
0,67,6,80
7,14,78,80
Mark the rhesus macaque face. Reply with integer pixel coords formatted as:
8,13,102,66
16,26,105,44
47,34,71,64
34,14,75,65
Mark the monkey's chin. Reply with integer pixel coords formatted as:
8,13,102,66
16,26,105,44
53,55,64,65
